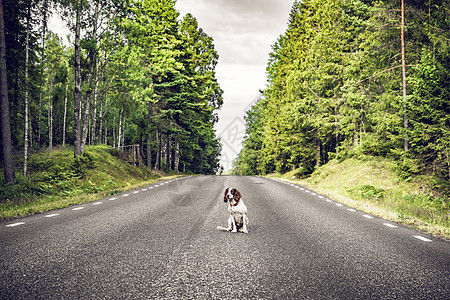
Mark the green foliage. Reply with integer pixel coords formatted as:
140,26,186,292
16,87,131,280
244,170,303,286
1,0,222,178
349,185,386,201
233,0,450,196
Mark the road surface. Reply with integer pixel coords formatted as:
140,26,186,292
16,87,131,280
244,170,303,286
1,175,449,299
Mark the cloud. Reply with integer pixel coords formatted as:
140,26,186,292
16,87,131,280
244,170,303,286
175,0,294,170
176,0,293,65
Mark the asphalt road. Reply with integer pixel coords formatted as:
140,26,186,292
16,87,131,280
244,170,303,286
1,175,449,299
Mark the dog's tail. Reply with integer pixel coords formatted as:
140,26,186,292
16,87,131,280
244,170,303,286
216,226,230,232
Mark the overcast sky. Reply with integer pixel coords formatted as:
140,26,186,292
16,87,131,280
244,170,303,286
50,0,294,171
175,0,294,171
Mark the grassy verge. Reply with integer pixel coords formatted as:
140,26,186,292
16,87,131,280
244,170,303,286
266,156,449,240
0,145,185,221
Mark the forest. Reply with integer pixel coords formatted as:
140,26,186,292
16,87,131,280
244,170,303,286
0,0,223,186
233,0,449,195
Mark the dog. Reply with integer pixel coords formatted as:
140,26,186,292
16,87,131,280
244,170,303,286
217,188,249,233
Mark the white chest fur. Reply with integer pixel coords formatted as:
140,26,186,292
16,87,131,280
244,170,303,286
228,200,247,214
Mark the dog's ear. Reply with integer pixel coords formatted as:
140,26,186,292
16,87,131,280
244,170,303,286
224,188,229,202
233,188,242,200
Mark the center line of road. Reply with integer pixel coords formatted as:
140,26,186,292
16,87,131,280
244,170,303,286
6,222,25,227
45,214,60,218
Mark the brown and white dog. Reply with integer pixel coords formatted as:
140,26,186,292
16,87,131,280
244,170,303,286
217,188,249,233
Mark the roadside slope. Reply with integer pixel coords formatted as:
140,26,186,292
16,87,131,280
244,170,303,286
267,156,449,240
0,145,184,220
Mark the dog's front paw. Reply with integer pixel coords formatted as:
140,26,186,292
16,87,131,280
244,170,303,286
242,229,248,234
231,229,237,233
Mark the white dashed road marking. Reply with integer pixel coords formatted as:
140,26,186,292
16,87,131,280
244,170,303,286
6,222,25,227
72,207,85,211
383,223,398,228
133,191,139,194
109,198,117,201
271,179,439,244
122,194,130,197
93,202,103,205
45,214,60,218
414,236,432,242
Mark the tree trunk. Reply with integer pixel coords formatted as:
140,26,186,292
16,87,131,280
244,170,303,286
37,0,49,150
73,0,82,156
156,130,161,170
316,138,321,169
91,57,99,145
118,109,123,148
48,79,53,149
174,142,179,172
80,1,99,153
23,1,31,177
165,134,170,171
0,0,15,184
401,0,408,152
147,132,152,170
62,83,68,146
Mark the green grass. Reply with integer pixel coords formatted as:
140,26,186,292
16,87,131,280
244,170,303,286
0,145,184,220
267,156,449,240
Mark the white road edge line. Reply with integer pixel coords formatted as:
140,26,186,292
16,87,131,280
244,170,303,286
383,223,398,228
45,214,60,218
6,222,25,227
414,236,432,242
